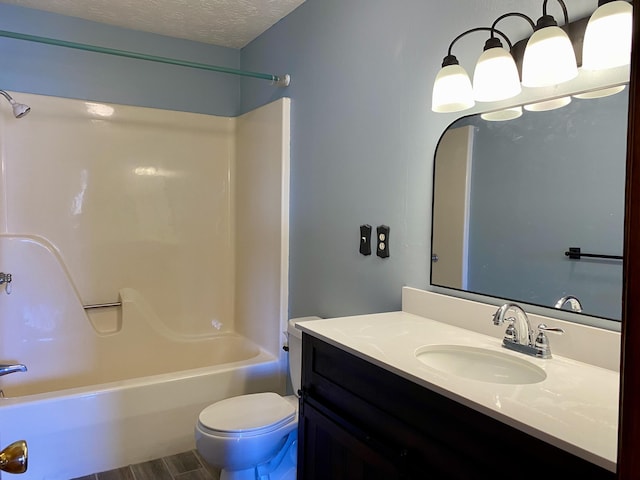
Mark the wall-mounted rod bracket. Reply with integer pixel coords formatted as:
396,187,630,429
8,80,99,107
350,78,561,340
565,247,623,261
0,30,291,87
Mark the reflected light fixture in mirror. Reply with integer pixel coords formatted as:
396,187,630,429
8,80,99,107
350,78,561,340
481,106,523,121
574,85,626,99
521,1,577,87
525,96,572,111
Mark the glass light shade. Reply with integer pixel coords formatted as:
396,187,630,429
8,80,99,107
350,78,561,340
432,64,475,113
481,106,523,121
524,96,571,111
573,85,626,99
473,47,522,102
582,1,632,71
522,26,578,87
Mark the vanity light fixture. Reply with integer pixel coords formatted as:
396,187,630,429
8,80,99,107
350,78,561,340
431,1,633,118
521,0,577,88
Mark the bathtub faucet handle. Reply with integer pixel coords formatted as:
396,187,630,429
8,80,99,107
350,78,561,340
0,364,26,377
0,273,12,294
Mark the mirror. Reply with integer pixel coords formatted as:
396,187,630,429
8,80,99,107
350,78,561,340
431,88,628,321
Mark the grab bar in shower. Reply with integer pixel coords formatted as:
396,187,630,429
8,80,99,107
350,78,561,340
83,302,122,310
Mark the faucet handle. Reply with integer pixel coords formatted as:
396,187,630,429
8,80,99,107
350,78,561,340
537,323,564,335
534,324,564,357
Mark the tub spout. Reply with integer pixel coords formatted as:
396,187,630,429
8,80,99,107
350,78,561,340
0,364,26,376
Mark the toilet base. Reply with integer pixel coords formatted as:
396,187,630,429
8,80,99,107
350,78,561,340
220,468,257,480
219,431,297,480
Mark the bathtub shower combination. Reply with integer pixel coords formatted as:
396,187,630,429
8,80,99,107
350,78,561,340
0,92,291,479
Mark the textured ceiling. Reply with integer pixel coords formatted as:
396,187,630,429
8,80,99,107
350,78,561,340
0,0,305,48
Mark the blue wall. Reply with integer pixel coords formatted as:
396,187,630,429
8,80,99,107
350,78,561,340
240,0,596,319
0,0,605,321
0,3,241,116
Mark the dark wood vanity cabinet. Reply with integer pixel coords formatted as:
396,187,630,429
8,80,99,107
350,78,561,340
297,334,615,480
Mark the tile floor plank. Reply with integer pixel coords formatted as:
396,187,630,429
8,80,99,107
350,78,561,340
80,449,222,480
130,458,173,480
96,466,135,480
174,470,217,480
164,451,203,475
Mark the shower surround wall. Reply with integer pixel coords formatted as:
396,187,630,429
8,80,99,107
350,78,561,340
0,93,291,479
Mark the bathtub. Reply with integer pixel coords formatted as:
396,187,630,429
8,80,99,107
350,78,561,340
0,338,282,480
0,236,286,479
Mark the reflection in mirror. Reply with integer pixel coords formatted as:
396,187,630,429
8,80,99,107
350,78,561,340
431,88,628,322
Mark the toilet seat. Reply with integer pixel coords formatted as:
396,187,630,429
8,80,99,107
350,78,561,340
198,392,296,437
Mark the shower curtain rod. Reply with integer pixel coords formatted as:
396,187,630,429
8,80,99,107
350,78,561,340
0,29,291,87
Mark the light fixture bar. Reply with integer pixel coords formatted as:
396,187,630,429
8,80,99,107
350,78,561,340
446,26,513,56
0,29,291,87
543,0,570,24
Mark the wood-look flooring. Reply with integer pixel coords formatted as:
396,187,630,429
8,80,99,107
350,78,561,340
71,450,220,480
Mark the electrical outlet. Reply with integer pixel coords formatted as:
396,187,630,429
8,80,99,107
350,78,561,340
360,224,372,256
376,225,390,258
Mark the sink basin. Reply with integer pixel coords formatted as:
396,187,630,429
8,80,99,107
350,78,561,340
415,345,547,385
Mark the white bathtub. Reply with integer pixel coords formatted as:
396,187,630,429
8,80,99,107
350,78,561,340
0,236,285,479
0,340,282,480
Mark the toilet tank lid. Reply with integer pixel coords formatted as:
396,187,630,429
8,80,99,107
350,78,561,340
199,392,295,433
287,316,321,338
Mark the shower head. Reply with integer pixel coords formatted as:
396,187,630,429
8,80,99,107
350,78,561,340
0,90,30,118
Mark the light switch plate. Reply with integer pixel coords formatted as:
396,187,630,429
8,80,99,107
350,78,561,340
360,224,372,256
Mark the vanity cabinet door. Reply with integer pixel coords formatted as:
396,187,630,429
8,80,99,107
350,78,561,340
298,397,405,480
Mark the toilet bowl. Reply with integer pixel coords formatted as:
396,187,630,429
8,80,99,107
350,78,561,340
195,317,318,480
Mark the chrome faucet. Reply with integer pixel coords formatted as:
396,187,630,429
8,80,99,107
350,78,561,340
492,303,532,346
0,364,26,376
492,303,564,359
0,273,12,295
554,295,583,312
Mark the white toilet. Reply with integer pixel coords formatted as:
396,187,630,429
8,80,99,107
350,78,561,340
195,317,314,480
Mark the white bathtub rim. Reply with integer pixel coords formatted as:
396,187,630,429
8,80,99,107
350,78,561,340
0,347,279,406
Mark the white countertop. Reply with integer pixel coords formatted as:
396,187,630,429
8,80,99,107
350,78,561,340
298,311,619,472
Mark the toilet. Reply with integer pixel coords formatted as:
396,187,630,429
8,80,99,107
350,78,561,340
195,317,315,480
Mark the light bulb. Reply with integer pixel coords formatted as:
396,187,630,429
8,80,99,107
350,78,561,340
432,63,475,113
522,23,577,87
582,1,632,71
473,46,522,102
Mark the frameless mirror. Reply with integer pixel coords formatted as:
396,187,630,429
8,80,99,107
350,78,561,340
431,88,628,322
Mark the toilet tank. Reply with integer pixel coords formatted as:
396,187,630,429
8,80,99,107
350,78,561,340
287,317,320,396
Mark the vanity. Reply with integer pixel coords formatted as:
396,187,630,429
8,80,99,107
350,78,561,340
296,288,619,479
